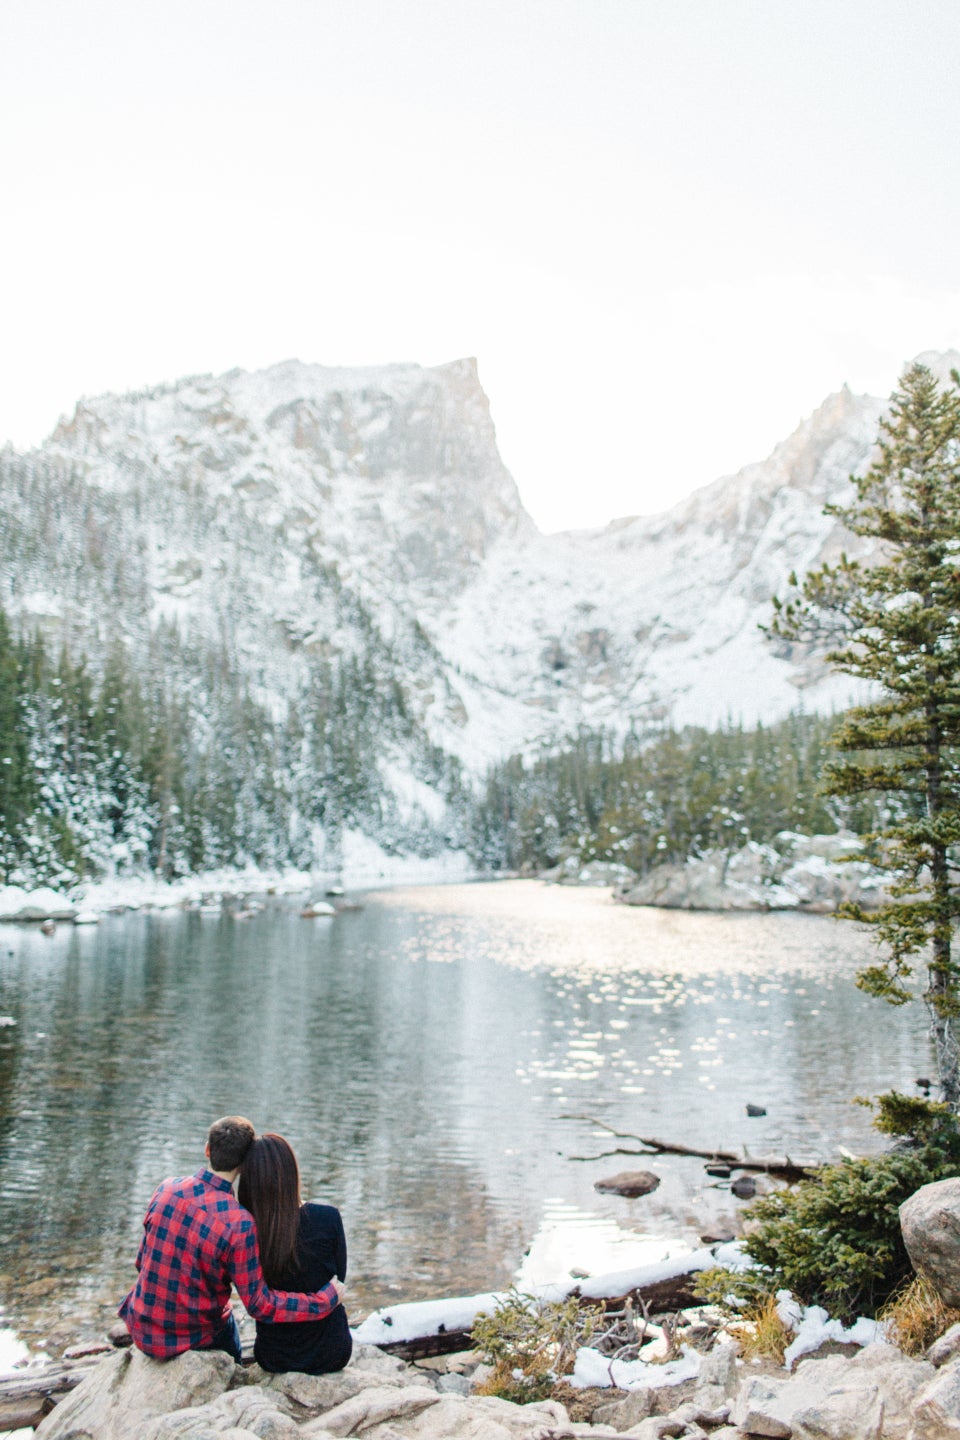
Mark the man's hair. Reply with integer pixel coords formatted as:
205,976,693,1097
207,1115,256,1172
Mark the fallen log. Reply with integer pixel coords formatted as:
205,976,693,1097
360,1258,712,1360
561,1115,816,1182
0,1355,103,1430
371,1270,706,1361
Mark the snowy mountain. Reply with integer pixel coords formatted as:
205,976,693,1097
446,381,885,749
1,350,955,869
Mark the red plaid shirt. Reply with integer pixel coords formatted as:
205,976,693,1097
119,1168,340,1358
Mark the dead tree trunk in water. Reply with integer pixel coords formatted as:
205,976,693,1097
562,1115,815,1182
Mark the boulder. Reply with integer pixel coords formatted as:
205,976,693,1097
436,1373,471,1396
649,1380,698,1417
349,1342,431,1385
731,1376,792,1438
912,1356,960,1439
692,1340,740,1410
296,1381,441,1435
19,887,77,921
902,1178,960,1305
616,833,887,914
141,1386,301,1439
671,1401,731,1428
618,856,752,911
34,1348,235,1439
262,1365,394,1421
929,1322,960,1368
729,1347,928,1440
298,1390,570,1439
592,1387,654,1430
788,1385,883,1440
594,1171,661,1198
793,1345,929,1440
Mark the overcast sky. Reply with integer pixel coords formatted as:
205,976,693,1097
2,0,958,531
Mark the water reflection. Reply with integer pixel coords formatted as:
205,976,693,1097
0,882,931,1352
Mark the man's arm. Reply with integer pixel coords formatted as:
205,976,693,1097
133,1188,162,1273
227,1220,342,1323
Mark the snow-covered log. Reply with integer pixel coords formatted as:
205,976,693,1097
354,1248,720,1359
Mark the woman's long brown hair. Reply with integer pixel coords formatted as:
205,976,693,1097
237,1132,303,1287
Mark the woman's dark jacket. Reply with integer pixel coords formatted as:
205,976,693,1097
253,1203,352,1374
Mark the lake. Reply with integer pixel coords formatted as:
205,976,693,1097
0,880,932,1359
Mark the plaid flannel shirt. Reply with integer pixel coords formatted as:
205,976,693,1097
119,1168,339,1358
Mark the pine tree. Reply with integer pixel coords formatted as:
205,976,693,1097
770,361,960,1106
0,606,33,873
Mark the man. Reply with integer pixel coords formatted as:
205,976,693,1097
119,1116,344,1361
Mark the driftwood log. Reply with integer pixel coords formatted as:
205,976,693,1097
371,1267,705,1361
0,1354,107,1431
562,1115,816,1182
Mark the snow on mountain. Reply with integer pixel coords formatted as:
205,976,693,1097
433,379,889,756
49,355,530,605
2,351,952,796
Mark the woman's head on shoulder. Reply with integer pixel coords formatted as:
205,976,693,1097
238,1131,303,1284
240,1132,302,1203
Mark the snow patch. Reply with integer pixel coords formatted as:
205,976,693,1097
352,1292,502,1347
570,1343,701,1391
776,1292,885,1369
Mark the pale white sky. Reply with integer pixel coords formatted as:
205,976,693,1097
1,0,958,531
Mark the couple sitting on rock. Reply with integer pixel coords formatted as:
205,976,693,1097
119,1116,352,1376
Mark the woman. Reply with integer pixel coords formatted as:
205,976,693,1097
238,1132,352,1374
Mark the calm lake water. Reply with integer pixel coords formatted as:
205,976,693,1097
0,881,933,1357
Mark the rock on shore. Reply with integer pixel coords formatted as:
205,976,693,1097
616,831,887,914
901,1178,960,1309
29,1328,960,1440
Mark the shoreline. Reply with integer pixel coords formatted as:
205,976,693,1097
0,839,480,923
0,826,889,924
0,1241,725,1382
0,1244,905,1440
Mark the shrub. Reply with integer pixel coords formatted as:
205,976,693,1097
470,1289,602,1403
742,1149,953,1319
696,1097,960,1323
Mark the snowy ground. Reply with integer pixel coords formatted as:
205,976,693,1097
0,832,477,922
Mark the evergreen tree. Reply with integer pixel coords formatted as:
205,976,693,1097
0,607,33,874
770,362,960,1107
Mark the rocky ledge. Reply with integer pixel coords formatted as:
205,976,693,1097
18,1325,960,1440
614,832,887,914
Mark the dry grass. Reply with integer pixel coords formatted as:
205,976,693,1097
729,1293,792,1365
472,1362,555,1405
880,1274,960,1357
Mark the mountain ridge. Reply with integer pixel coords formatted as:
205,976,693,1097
1,350,956,871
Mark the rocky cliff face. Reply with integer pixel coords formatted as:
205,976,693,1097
42,354,529,613
434,378,889,751
3,352,956,785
